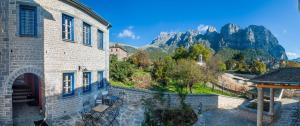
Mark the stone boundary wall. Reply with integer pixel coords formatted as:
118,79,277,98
109,86,246,111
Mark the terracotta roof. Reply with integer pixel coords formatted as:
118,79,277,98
60,0,111,28
251,67,300,85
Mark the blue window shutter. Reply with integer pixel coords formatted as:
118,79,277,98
19,5,37,37
98,30,104,49
98,71,104,89
89,26,91,45
71,73,75,95
71,18,74,41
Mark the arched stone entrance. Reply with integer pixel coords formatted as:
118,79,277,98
3,66,45,126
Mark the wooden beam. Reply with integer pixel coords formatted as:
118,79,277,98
257,88,264,126
256,84,300,89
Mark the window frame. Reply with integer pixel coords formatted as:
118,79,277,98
62,73,75,97
82,22,91,46
97,71,104,89
62,14,74,42
98,30,104,50
82,72,92,93
19,5,37,37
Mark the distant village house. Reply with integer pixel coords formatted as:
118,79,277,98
110,44,128,60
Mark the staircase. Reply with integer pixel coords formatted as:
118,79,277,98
12,85,35,103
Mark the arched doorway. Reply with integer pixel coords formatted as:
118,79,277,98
12,73,44,126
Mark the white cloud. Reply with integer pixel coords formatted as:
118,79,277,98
118,27,140,40
286,52,299,59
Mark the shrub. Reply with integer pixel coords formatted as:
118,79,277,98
131,70,152,89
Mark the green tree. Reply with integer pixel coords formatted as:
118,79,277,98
152,56,175,85
233,53,245,62
250,60,267,74
110,55,134,82
173,47,188,60
129,50,151,68
188,44,212,62
171,59,205,94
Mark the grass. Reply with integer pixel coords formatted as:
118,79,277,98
110,80,134,88
111,80,237,97
151,82,236,96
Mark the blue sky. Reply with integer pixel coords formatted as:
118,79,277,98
80,0,300,59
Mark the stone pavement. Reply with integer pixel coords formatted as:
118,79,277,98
52,103,145,126
51,98,300,126
13,103,44,126
270,98,300,126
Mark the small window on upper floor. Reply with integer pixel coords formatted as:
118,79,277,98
19,5,37,37
98,30,104,50
83,22,91,46
62,14,74,41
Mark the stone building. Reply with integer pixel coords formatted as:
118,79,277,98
110,44,128,61
0,0,111,125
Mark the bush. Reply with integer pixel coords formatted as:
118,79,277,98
110,55,135,82
131,70,152,89
142,106,198,126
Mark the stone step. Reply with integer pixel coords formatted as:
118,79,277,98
12,95,27,99
13,92,32,96
13,89,31,92
12,98,35,103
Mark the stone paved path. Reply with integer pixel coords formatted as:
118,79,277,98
13,103,44,126
270,98,300,126
195,108,256,126
52,103,145,126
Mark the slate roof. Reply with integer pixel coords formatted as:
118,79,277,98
251,67,300,85
60,0,112,28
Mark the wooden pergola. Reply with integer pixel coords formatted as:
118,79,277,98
251,67,300,126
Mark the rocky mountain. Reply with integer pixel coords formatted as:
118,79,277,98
292,58,300,62
149,23,288,60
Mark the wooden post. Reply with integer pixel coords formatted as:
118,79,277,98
257,87,264,126
269,88,274,115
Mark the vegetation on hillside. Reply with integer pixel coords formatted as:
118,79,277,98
109,43,233,97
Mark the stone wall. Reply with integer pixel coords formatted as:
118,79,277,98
39,0,110,121
0,0,110,125
109,86,246,111
0,0,9,125
108,86,247,126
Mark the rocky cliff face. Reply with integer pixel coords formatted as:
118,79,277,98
149,23,288,60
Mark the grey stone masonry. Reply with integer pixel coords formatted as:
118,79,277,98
109,86,246,112
0,0,111,125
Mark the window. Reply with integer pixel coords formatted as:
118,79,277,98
98,30,104,49
83,72,91,92
83,22,91,46
98,71,104,89
63,73,75,97
62,14,74,41
19,5,37,36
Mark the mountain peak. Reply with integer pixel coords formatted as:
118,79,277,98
149,23,288,61
221,23,240,35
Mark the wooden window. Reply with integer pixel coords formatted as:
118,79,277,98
83,72,91,92
63,73,75,97
83,22,91,46
98,30,104,49
62,14,74,41
98,71,104,89
19,5,37,36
